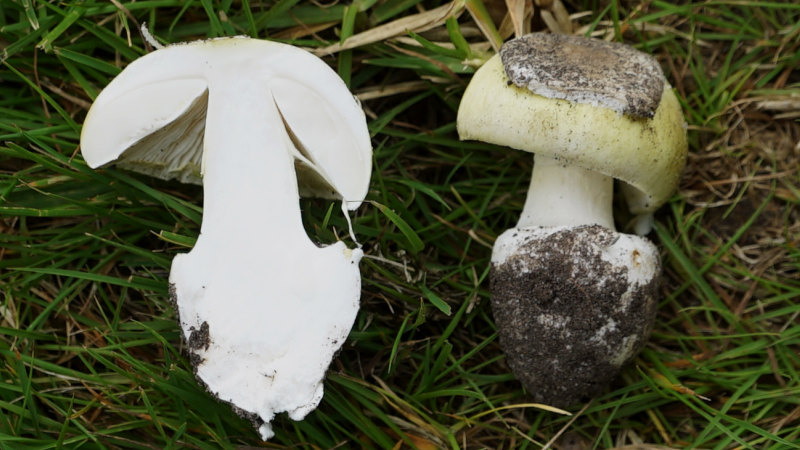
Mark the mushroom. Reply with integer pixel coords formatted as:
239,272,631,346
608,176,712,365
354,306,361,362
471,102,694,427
457,33,687,406
80,37,372,439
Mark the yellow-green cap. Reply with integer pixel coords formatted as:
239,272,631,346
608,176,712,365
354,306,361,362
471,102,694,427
457,33,688,214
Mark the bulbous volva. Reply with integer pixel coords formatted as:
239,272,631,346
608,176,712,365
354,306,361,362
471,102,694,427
490,224,660,407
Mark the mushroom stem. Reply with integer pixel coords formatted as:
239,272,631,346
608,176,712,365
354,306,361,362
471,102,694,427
169,78,362,440
517,154,615,230
198,80,308,243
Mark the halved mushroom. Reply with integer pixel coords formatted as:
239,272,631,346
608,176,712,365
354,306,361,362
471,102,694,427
80,37,372,440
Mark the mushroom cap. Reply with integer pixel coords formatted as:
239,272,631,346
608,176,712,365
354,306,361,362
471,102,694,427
457,33,688,214
80,37,371,209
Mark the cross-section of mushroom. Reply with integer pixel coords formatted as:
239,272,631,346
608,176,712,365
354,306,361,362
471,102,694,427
80,37,372,440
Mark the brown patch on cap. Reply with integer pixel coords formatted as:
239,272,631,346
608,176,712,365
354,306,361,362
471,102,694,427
490,225,660,407
500,33,665,118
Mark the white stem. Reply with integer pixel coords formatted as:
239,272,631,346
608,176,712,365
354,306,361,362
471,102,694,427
517,154,615,230
169,74,363,440
199,77,310,245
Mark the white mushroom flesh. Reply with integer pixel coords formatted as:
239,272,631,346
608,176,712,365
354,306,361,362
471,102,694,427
80,37,372,440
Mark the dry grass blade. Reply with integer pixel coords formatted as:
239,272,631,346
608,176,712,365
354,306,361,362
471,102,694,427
756,96,800,119
549,0,572,33
274,21,339,40
464,0,503,51
356,80,431,101
315,2,464,55
576,20,706,45
540,402,590,450
504,0,527,38
535,0,571,34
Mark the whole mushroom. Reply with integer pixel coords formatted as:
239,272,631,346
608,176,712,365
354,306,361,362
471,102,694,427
80,37,372,439
457,33,688,406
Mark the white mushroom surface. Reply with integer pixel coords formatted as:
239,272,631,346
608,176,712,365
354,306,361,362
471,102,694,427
80,37,372,440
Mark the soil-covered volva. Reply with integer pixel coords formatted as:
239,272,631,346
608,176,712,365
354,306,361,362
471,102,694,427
490,225,660,407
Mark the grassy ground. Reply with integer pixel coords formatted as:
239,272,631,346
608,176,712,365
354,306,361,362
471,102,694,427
1,0,799,448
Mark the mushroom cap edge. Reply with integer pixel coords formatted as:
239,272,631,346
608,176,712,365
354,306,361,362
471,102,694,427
456,52,688,215
79,36,372,207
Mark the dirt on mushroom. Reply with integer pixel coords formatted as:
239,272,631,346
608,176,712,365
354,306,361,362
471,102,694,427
187,321,210,351
490,225,660,406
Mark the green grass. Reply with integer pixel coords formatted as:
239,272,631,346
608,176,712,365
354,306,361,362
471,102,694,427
2,0,799,448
